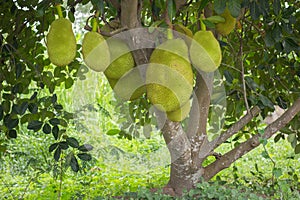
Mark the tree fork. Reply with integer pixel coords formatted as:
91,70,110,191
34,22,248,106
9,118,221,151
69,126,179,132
203,98,300,180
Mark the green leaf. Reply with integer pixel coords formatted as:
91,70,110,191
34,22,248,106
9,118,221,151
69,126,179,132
274,134,282,143
16,63,23,79
68,10,75,23
49,118,60,126
167,0,176,21
28,103,38,114
228,0,241,18
65,77,74,89
19,102,28,115
206,15,225,23
59,141,69,150
4,114,19,130
27,120,43,132
54,104,63,110
282,38,299,53
42,123,51,134
106,129,121,136
273,168,282,178
70,154,79,172
259,94,274,109
30,92,38,100
249,1,260,20
287,134,296,143
264,31,275,47
272,24,281,42
52,125,59,140
273,0,280,15
214,0,226,15
54,146,61,161
66,137,79,148
91,0,104,13
295,144,300,154
78,144,93,152
49,143,58,152
77,153,92,161
51,94,57,104
8,130,17,139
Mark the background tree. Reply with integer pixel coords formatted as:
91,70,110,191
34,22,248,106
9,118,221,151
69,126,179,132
0,0,299,196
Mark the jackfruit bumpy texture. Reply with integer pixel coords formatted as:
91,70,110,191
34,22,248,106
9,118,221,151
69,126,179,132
104,38,135,79
167,99,191,122
215,8,236,36
107,67,146,101
82,32,110,72
190,31,222,72
47,18,76,66
146,39,193,112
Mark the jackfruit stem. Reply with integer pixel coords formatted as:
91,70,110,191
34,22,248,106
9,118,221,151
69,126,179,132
92,11,100,32
167,28,173,40
55,4,63,18
200,18,206,31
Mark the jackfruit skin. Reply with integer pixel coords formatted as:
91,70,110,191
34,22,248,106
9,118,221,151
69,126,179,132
146,39,193,112
104,38,135,79
82,32,110,72
190,31,222,72
167,99,191,122
215,8,236,35
107,68,146,101
47,18,76,66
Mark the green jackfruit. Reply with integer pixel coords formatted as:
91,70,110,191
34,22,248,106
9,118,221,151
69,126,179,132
146,39,193,112
47,18,76,66
173,24,193,38
215,8,236,36
173,24,193,47
104,38,135,79
190,31,222,72
107,68,146,101
82,32,110,72
167,99,191,122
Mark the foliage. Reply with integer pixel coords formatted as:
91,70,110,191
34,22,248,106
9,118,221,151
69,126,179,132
0,0,299,198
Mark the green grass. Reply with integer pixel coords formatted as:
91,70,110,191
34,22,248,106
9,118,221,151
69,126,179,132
1,73,300,199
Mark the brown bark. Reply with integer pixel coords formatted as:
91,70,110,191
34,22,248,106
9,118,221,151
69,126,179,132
161,120,193,195
187,72,212,170
203,98,300,180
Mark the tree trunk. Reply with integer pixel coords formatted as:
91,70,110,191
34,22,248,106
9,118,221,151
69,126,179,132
118,1,300,196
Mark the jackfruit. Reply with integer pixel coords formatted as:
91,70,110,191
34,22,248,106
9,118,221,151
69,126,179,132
107,67,146,101
173,24,193,38
173,24,193,46
167,99,191,122
190,31,222,72
215,8,236,36
47,18,76,66
146,39,193,112
82,31,110,72
104,38,135,79
100,20,121,36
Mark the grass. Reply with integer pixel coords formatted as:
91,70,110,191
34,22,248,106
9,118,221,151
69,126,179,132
0,72,300,199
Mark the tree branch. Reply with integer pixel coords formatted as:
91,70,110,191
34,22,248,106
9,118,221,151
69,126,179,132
203,98,300,181
210,106,261,150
